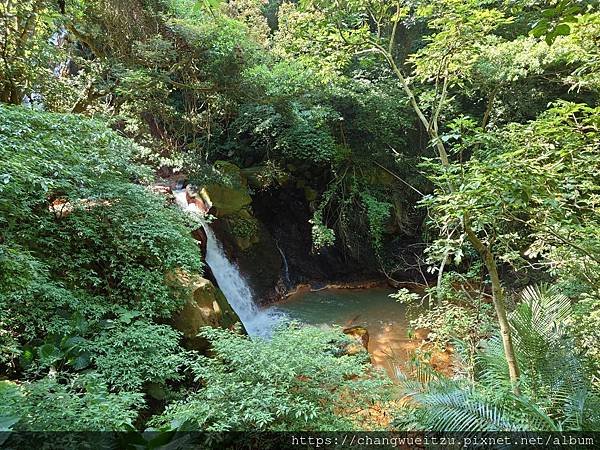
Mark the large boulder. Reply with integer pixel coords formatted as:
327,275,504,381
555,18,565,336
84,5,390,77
201,161,252,217
200,184,252,217
170,272,243,351
221,209,261,251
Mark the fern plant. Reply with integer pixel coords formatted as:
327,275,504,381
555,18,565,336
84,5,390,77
393,285,600,431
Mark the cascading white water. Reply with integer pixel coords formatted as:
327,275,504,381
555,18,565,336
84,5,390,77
173,189,284,336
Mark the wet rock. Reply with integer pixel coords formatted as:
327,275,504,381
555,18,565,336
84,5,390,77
191,227,208,264
221,210,261,251
185,186,210,213
343,326,370,355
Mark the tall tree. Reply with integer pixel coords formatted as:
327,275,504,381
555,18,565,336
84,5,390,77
294,0,524,390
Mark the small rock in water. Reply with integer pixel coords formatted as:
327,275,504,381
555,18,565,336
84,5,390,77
343,325,370,351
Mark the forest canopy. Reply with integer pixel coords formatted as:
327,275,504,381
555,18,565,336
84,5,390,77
0,0,599,443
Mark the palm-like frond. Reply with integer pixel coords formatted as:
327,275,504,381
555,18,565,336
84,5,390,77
393,284,596,432
510,284,591,427
476,335,512,389
414,383,514,431
517,284,571,335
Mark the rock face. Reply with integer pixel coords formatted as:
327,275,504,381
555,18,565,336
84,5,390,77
220,210,261,251
171,273,243,351
251,185,381,288
200,161,252,217
196,161,283,304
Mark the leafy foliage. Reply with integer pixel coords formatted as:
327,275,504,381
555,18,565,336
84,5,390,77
394,285,600,431
0,105,201,430
152,326,389,431
0,106,202,349
1,375,144,431
86,320,187,390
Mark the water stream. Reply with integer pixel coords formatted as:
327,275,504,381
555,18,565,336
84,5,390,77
274,239,291,288
173,189,413,369
173,189,283,336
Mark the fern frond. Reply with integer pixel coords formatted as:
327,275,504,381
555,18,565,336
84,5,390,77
412,380,517,431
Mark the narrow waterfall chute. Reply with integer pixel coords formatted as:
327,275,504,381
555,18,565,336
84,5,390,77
275,239,291,289
173,189,284,336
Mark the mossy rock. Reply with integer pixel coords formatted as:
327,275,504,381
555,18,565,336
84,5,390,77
170,273,243,351
201,183,252,217
303,186,318,202
200,161,252,217
223,211,260,251
241,165,290,190
214,160,247,186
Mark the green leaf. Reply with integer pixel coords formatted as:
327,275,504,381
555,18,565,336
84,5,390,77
531,19,549,37
38,344,61,362
72,353,91,370
63,336,86,350
554,23,571,36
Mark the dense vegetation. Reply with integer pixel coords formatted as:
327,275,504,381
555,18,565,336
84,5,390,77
1,0,599,438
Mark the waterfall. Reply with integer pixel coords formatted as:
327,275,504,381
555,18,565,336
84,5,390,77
275,240,291,288
173,189,283,336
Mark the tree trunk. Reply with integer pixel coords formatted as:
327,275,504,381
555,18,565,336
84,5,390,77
436,249,449,305
465,224,521,394
374,45,522,393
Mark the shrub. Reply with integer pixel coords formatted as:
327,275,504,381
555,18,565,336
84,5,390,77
151,326,390,431
86,320,187,391
0,105,200,378
1,374,144,431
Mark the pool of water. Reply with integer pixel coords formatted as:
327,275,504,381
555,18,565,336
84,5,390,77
268,287,418,374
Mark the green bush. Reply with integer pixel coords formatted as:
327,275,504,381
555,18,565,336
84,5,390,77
86,320,187,391
1,374,144,431
151,326,390,431
0,105,200,378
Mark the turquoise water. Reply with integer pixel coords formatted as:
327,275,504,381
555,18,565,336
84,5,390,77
269,287,414,372
272,287,408,329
